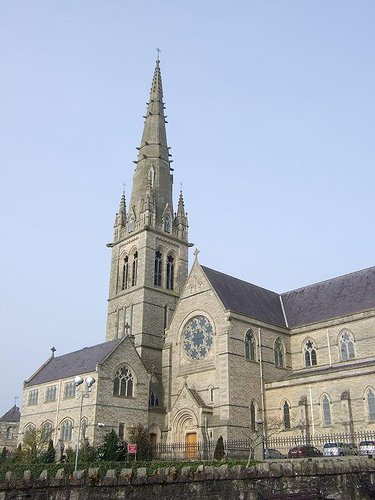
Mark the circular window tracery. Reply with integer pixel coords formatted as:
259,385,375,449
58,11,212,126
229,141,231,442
183,315,213,361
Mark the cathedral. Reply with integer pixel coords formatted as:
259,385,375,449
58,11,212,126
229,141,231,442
19,58,375,455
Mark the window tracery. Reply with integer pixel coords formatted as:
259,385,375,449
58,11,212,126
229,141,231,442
113,365,134,397
339,330,355,361
304,339,317,367
60,420,73,442
154,251,162,286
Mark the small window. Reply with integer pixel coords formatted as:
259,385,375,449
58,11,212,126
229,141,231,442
208,386,214,404
132,251,138,286
366,389,375,422
64,381,76,399
274,338,285,368
166,254,174,290
149,391,159,407
322,395,332,426
6,427,14,440
118,422,125,440
122,256,129,290
60,420,73,442
28,389,38,406
154,251,162,286
113,365,134,397
245,330,256,361
304,339,317,367
45,385,57,402
340,330,355,361
283,401,291,430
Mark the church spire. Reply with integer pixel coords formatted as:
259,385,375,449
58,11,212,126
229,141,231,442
129,58,174,228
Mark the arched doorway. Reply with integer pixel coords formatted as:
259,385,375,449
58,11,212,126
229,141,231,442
171,409,198,460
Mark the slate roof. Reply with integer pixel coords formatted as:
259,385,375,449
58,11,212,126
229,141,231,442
25,339,121,387
0,405,20,423
202,265,375,329
281,266,375,328
202,266,286,328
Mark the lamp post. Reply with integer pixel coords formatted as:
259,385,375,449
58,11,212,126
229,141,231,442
74,375,95,472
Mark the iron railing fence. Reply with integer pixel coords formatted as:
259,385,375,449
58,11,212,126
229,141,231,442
267,430,375,457
151,431,375,461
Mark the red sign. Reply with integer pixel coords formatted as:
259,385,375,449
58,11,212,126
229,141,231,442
128,443,137,454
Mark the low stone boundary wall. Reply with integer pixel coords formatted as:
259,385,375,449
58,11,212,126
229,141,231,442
1,458,375,499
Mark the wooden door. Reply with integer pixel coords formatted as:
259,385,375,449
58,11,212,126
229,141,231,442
185,432,197,460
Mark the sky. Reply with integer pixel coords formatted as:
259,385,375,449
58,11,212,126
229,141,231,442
0,1,374,416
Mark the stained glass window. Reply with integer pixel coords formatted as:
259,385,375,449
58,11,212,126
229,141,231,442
183,316,213,361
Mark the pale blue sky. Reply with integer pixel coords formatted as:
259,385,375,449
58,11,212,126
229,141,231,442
0,1,374,415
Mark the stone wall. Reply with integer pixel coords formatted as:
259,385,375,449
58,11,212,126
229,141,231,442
2,458,375,500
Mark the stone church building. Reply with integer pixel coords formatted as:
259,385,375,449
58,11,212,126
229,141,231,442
19,59,375,454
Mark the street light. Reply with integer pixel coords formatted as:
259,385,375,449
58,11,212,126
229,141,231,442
74,375,95,472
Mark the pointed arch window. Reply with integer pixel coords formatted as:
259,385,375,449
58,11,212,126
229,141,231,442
6,427,14,440
245,330,256,361
60,419,73,442
41,421,53,442
113,365,134,397
154,251,162,286
366,389,375,422
322,395,332,426
122,256,129,290
274,338,285,368
149,391,159,407
283,401,291,430
166,254,174,290
131,251,138,286
304,339,317,367
340,330,355,361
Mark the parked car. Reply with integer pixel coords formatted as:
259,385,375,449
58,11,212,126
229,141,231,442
323,442,353,457
359,440,375,457
264,448,285,459
288,445,322,458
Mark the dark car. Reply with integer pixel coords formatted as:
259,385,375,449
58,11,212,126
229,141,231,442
288,445,322,458
264,448,285,459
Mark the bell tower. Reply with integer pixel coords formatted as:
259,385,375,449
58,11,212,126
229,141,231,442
106,57,189,375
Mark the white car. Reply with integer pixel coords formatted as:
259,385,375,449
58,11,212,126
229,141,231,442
359,440,375,457
323,442,352,457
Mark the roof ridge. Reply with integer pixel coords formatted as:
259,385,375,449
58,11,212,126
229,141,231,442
51,338,120,360
201,265,279,296
282,265,375,295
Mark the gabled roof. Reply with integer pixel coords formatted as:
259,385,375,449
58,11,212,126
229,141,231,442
201,265,375,329
202,266,287,327
25,339,122,387
281,266,375,328
0,405,20,423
